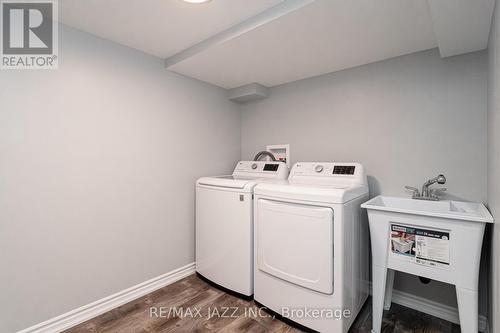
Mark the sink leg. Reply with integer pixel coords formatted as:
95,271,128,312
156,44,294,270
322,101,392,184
384,269,395,310
372,265,387,333
456,286,478,333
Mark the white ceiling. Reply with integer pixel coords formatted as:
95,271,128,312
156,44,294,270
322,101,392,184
168,0,438,88
59,0,495,90
427,0,495,57
58,0,283,58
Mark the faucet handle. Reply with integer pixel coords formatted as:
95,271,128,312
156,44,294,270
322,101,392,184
404,186,420,196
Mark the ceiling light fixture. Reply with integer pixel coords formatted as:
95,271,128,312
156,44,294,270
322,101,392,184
181,0,212,4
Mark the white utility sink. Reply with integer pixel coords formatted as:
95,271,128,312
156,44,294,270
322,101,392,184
362,195,494,223
362,195,494,333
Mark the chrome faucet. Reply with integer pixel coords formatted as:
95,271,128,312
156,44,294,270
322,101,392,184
405,174,447,201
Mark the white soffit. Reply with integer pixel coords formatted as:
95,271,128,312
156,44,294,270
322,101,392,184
227,83,269,103
166,0,438,88
58,0,284,58
427,0,495,57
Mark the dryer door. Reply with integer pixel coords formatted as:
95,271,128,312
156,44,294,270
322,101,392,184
256,198,334,294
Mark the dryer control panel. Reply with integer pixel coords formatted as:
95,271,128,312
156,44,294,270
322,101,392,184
233,161,289,179
289,162,367,186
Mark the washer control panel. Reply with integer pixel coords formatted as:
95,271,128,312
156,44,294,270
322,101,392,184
333,165,356,175
233,161,289,179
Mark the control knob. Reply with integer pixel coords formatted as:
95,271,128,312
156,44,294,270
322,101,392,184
314,165,324,173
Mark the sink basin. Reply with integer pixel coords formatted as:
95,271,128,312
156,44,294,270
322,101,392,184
361,195,494,223
364,195,493,333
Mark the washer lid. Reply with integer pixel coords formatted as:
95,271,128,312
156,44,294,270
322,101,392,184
197,175,256,189
196,161,289,191
254,182,368,204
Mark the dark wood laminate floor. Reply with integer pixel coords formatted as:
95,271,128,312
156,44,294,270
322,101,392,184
64,275,461,333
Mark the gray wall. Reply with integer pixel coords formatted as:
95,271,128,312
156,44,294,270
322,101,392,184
241,48,488,312
0,25,241,332
488,1,500,332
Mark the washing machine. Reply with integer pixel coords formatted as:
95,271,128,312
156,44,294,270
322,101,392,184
253,162,369,332
196,160,288,297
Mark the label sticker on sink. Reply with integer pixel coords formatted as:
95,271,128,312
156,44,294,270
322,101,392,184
391,224,450,268
415,228,450,268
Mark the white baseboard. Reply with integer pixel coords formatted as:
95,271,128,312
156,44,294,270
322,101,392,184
17,262,196,333
388,288,489,332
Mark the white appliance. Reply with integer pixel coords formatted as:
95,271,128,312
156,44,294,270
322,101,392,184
253,162,369,332
196,160,288,297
